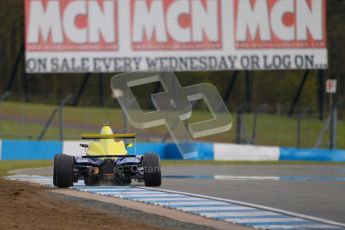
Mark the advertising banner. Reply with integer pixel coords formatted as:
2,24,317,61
25,0,328,73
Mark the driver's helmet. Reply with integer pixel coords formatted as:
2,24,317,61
100,121,113,135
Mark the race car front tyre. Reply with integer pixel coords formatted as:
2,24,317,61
55,154,74,188
143,153,161,187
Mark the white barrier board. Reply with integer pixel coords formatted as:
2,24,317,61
214,143,280,161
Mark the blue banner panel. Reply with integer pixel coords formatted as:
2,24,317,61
280,148,345,162
165,143,214,160
1,140,63,160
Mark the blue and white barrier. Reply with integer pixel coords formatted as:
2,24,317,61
0,139,345,162
0,140,62,160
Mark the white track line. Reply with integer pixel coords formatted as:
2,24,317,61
152,201,226,206
119,193,186,197
80,188,144,192
230,218,306,223
134,197,204,202
176,206,254,211
87,191,164,195
199,211,281,218
253,224,341,229
140,186,345,228
214,175,280,181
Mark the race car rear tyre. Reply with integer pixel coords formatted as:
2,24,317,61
55,154,74,188
53,154,61,186
143,153,161,187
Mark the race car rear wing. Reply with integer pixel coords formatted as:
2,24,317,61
80,133,136,139
81,155,137,158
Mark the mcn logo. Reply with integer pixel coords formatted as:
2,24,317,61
131,0,222,50
25,0,118,51
235,0,326,49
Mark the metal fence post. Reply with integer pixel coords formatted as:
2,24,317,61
296,108,309,148
59,94,72,141
236,112,242,144
297,117,301,148
0,92,10,138
59,107,64,141
39,94,71,141
330,98,337,149
38,108,59,140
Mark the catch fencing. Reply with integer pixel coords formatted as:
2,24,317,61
0,95,343,149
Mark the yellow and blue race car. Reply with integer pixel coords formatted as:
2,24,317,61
53,122,161,188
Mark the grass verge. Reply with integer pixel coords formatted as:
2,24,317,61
0,161,52,177
0,160,344,178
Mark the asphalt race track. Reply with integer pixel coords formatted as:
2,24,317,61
9,164,345,229
161,165,345,223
